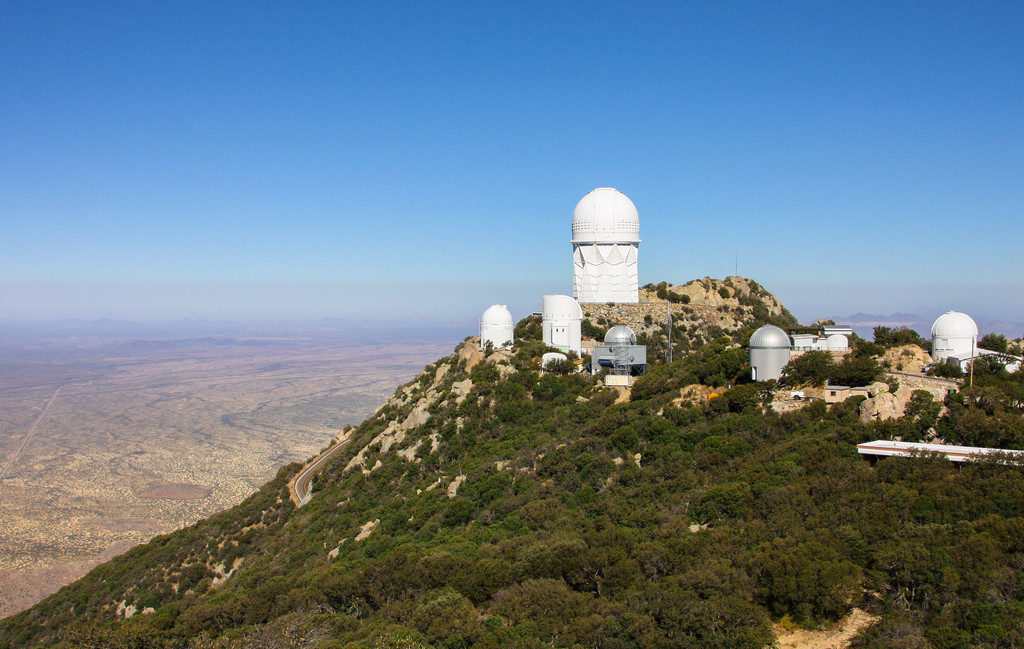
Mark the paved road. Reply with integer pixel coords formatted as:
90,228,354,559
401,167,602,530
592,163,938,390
290,434,354,508
0,386,60,484
886,370,961,386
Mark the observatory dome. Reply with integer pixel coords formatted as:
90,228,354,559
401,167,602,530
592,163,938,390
480,304,514,349
750,324,791,349
571,188,641,244
481,304,513,328
930,311,978,340
604,325,637,346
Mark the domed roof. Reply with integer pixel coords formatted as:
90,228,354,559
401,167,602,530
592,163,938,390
604,325,637,346
571,188,641,244
750,324,790,349
481,304,513,327
542,295,583,320
931,311,978,339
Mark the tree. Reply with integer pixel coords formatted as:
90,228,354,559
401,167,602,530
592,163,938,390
902,390,941,441
979,333,1009,354
781,351,833,386
829,355,884,387
874,326,927,349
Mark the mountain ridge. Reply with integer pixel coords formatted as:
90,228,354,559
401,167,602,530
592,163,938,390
4,278,1024,648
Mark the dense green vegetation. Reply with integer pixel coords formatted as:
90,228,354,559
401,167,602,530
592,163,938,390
780,350,885,388
4,302,1024,648
873,326,928,350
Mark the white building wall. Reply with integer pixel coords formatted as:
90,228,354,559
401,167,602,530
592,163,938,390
751,347,791,381
932,336,976,364
572,243,640,303
542,295,583,354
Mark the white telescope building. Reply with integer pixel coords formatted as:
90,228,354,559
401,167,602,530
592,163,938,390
750,324,792,382
480,304,514,349
930,311,978,364
571,188,640,303
542,295,583,354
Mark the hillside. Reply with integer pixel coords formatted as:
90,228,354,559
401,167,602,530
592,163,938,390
582,277,797,361
4,280,1024,648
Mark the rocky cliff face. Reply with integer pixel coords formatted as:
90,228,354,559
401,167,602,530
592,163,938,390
581,276,796,351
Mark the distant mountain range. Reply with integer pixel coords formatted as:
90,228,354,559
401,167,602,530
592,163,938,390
830,313,1024,340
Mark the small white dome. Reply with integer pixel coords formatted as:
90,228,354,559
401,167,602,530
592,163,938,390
541,352,569,368
604,325,637,346
750,324,790,349
826,333,848,351
571,188,641,244
931,311,978,340
481,304,513,328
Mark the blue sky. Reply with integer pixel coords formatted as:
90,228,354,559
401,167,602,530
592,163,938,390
2,2,1022,323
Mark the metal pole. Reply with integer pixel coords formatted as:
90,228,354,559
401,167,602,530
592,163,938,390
970,336,975,387
666,304,672,363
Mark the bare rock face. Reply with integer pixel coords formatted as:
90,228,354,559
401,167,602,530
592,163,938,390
882,345,933,373
867,382,890,397
458,340,485,372
860,391,904,422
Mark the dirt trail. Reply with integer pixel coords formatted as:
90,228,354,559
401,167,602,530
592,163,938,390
0,386,60,483
774,608,879,649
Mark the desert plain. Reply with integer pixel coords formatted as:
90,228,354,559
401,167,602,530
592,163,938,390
0,321,461,617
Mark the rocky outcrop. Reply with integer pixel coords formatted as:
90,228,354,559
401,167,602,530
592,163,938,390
582,276,795,344
860,390,904,422
457,341,485,372
880,345,932,373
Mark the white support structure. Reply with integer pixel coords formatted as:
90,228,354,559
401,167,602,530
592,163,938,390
571,188,640,303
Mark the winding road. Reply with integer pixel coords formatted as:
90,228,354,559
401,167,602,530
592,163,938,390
288,432,354,508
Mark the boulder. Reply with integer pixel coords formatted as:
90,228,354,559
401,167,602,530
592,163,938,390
458,341,485,371
867,381,890,397
859,392,904,422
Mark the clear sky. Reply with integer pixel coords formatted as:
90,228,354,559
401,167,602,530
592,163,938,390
2,2,1022,323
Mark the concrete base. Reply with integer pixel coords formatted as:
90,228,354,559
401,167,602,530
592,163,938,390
604,375,635,387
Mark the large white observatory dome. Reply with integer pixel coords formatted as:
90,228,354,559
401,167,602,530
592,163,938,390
480,304,514,349
930,310,978,364
604,325,638,346
930,311,979,340
749,324,791,349
571,188,641,244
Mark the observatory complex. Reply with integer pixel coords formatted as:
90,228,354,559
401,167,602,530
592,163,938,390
478,187,1022,386
476,187,644,374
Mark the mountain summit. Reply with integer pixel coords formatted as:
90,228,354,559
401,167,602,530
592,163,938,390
4,279,1024,648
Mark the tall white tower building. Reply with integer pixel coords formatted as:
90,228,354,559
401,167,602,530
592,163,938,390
571,188,640,303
